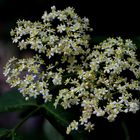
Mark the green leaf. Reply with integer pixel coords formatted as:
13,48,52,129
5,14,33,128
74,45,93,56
42,102,88,140
0,89,37,113
43,120,64,140
0,90,89,139
0,128,9,137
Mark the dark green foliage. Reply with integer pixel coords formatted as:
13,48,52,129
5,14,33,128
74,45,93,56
0,128,9,137
0,90,87,140
0,89,37,113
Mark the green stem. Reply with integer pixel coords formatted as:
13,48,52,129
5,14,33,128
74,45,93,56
6,106,41,139
12,132,15,140
121,121,130,140
13,105,41,132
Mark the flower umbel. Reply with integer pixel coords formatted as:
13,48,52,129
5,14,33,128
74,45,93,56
3,6,140,135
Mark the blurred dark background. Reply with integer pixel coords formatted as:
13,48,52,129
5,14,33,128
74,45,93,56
0,0,140,41
0,0,140,140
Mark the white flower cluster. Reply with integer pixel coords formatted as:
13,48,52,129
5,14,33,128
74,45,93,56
56,37,140,133
10,6,92,58
3,6,140,134
3,55,52,102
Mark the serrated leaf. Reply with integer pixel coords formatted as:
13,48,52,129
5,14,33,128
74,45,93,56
0,89,37,113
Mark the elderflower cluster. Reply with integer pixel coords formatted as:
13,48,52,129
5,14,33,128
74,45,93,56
3,6,140,134
10,6,92,58
55,37,140,133
3,55,52,101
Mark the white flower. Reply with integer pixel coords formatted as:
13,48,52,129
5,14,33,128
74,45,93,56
52,74,62,85
57,24,66,33
84,122,94,132
129,101,140,113
66,120,79,134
